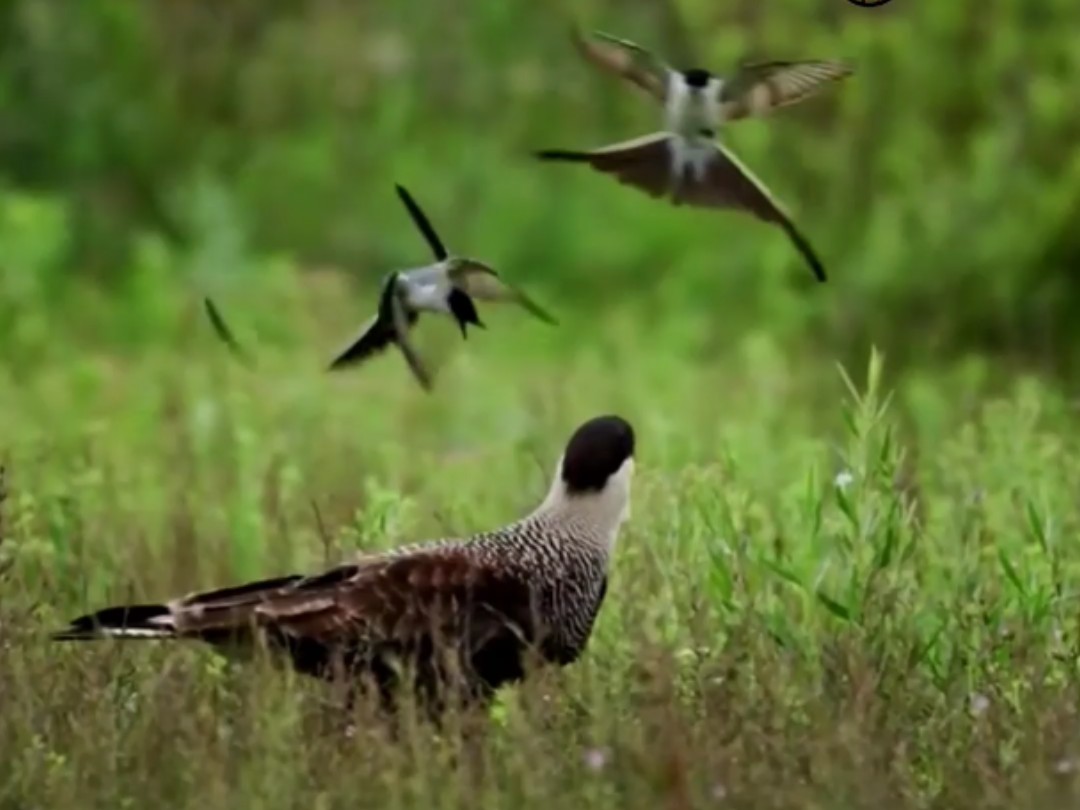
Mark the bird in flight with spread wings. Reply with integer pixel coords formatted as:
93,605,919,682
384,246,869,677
536,26,853,283
203,184,556,390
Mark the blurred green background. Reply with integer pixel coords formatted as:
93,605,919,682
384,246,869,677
8,4,1080,806
3,0,1080,379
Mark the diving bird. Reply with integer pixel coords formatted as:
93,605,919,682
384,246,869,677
536,27,854,283
327,184,557,389
53,414,635,719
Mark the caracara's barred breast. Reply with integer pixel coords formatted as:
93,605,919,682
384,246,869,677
386,513,613,671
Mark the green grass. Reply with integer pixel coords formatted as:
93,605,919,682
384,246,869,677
4,1,1080,803
3,280,1080,809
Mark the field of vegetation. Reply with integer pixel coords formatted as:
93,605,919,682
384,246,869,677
3,0,1080,807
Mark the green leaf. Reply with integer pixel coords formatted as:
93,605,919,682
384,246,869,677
761,558,805,590
815,590,853,622
1025,499,1049,553
997,549,1027,598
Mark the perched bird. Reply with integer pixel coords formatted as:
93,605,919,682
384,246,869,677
328,184,557,389
535,27,854,283
53,414,635,719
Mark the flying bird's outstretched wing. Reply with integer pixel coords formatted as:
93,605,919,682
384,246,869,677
718,60,853,122
536,132,674,201
674,142,826,282
327,277,432,389
536,135,826,282
396,184,448,261
448,260,559,326
327,314,396,371
570,27,670,103
203,296,256,368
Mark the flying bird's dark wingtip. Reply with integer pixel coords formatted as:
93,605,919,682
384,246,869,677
326,344,362,371
776,218,828,284
203,295,222,328
326,354,354,372
394,183,448,261
203,296,256,369
521,298,560,326
805,246,828,283
535,149,586,162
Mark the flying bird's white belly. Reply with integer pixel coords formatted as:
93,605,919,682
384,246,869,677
664,79,724,140
668,135,717,187
404,280,452,314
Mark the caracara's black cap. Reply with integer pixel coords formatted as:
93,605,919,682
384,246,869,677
561,415,635,494
682,68,711,88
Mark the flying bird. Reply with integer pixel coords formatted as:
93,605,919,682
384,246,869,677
327,184,557,389
536,27,854,283
203,296,256,369
53,414,635,719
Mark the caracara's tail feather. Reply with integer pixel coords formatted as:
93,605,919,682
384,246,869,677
52,573,308,644
51,604,176,641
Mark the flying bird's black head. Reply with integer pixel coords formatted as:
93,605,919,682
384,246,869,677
682,68,712,88
560,415,636,495
447,287,485,338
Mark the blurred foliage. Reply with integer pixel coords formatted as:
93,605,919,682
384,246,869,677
6,4,1080,805
2,0,1080,374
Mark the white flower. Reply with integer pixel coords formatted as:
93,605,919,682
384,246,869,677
969,692,990,716
1054,757,1078,774
834,470,854,490
583,747,610,772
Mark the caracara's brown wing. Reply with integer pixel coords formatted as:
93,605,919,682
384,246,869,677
166,574,308,642
255,551,536,650
718,60,853,122
91,548,544,692
536,133,675,201
157,549,541,689
675,143,826,282
570,26,670,103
